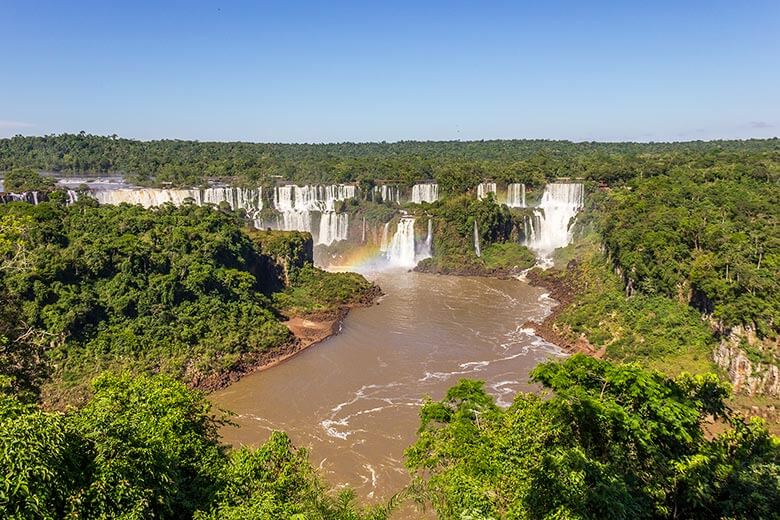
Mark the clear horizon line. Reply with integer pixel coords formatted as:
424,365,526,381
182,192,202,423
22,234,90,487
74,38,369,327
3,131,779,146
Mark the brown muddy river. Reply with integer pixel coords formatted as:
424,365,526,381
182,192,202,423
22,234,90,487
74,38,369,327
210,270,563,501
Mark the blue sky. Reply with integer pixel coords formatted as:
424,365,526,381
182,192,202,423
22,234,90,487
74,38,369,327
1,1,778,142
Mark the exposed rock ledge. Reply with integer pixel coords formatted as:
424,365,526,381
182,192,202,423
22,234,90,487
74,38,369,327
713,331,780,397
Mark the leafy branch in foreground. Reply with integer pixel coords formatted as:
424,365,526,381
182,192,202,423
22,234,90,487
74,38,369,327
405,355,779,519
0,373,390,520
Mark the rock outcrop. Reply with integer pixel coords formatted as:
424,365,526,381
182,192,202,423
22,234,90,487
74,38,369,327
713,327,779,397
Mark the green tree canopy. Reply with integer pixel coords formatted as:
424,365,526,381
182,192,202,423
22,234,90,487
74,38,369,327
405,355,779,519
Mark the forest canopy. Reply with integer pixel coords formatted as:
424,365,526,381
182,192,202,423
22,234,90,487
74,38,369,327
406,355,780,519
0,199,375,406
1,133,778,188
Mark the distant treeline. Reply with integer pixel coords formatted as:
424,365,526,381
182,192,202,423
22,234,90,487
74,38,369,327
1,133,778,189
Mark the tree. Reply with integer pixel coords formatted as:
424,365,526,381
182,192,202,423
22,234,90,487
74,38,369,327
3,168,54,192
405,355,779,519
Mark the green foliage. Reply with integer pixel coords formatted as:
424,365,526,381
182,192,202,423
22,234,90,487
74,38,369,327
249,229,312,268
0,390,79,519
480,242,536,271
69,373,224,517
0,202,291,403
3,133,777,187
1,373,387,519
0,202,374,404
546,241,717,372
406,355,779,519
274,263,376,315
2,168,55,192
417,195,535,274
596,171,780,339
347,201,397,227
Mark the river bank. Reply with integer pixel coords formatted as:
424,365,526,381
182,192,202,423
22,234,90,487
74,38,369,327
210,270,561,500
192,284,382,392
521,263,603,358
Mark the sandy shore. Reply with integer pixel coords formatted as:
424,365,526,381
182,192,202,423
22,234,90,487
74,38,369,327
193,286,382,392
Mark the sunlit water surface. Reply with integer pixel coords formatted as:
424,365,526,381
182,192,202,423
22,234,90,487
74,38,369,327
211,269,564,500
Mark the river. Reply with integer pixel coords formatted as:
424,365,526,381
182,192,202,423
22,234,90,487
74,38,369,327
210,269,564,501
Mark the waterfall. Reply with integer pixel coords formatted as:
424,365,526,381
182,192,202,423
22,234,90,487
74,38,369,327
274,184,353,213
0,191,41,204
273,184,355,239
373,185,400,204
379,222,391,252
317,212,349,245
417,218,433,260
506,183,526,208
92,187,263,218
523,214,537,242
477,182,496,200
386,218,418,268
277,210,312,232
361,216,366,243
526,183,584,258
411,183,438,204
273,185,310,232
474,221,481,257
67,190,79,204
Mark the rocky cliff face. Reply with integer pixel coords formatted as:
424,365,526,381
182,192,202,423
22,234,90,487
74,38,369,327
713,326,779,397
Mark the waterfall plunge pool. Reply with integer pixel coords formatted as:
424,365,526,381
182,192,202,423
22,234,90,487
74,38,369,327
210,269,564,501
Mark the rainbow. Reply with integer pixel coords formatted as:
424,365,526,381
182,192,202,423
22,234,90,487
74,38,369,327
323,244,388,273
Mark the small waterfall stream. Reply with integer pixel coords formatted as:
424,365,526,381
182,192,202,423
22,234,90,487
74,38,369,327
411,184,438,204
373,185,400,204
506,183,526,208
477,182,497,200
379,222,391,252
317,212,349,245
473,221,481,257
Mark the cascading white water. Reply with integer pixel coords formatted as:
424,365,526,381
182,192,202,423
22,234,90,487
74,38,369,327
92,187,263,218
273,185,356,240
277,210,312,232
274,184,356,212
417,219,433,260
386,218,418,268
361,216,366,243
0,191,40,204
373,185,400,204
411,184,438,204
273,185,310,232
379,222,391,252
526,183,584,258
506,183,526,208
317,212,349,245
473,221,481,257
477,182,496,200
